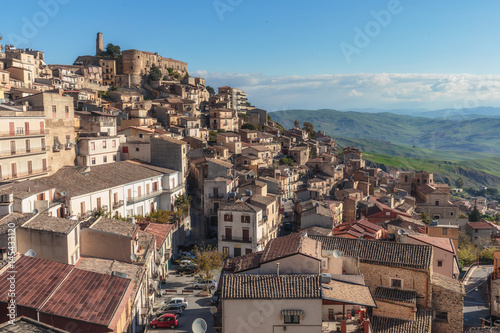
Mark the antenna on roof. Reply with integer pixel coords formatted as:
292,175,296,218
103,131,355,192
25,249,36,257
32,209,38,215
398,229,406,236
61,191,66,197
130,253,137,261
332,249,341,258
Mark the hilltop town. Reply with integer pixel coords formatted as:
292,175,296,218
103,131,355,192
0,33,498,333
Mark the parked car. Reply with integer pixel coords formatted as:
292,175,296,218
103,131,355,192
174,258,195,266
211,290,219,305
495,319,500,326
156,303,183,317
176,264,198,275
284,222,292,231
193,279,217,290
179,251,195,259
149,313,178,329
163,297,189,310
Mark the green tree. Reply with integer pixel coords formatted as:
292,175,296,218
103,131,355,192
149,64,162,81
303,121,314,137
167,68,174,76
280,157,294,165
174,195,192,217
103,43,121,57
241,123,257,130
455,177,465,188
293,120,300,129
469,205,482,222
192,243,225,290
420,211,430,225
206,86,215,95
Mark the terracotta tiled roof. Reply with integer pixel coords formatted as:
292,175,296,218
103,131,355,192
431,273,465,295
249,195,276,207
0,317,70,332
322,280,376,307
144,223,174,250
220,201,261,213
260,233,322,263
41,266,131,327
221,274,321,299
90,217,138,238
21,214,79,234
0,213,33,234
300,226,333,237
374,287,417,304
311,236,432,270
371,308,432,333
467,221,494,230
223,251,263,273
407,234,455,254
35,161,171,198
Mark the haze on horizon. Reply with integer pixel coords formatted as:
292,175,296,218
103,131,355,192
4,0,500,111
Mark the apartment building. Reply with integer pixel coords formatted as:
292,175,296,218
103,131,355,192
0,104,49,181
76,135,121,167
209,108,238,131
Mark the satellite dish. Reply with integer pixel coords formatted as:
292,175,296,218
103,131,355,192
408,225,412,230
61,191,66,197
398,229,405,235
130,253,137,261
332,249,340,258
32,209,38,214
210,306,218,315
191,318,207,333
25,249,36,257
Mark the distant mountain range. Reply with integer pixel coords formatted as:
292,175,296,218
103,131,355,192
269,108,500,188
344,106,500,119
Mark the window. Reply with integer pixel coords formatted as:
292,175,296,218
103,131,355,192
391,278,402,288
91,142,95,150
435,200,440,206
284,315,300,324
65,106,69,118
241,216,250,223
102,140,107,149
224,214,233,222
136,147,139,152
450,211,454,216
113,154,117,161
435,311,448,322
437,261,443,267
442,228,447,235
112,140,116,148
52,105,56,118
103,156,107,163
91,157,96,165
223,247,229,256
123,146,128,153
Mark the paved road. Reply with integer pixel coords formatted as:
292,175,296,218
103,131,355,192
146,268,218,332
463,265,493,328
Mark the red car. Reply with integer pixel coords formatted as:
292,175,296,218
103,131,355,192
149,313,178,329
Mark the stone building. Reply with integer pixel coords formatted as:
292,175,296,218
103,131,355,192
17,90,76,174
150,136,189,182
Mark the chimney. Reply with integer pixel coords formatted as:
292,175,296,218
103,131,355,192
276,263,280,278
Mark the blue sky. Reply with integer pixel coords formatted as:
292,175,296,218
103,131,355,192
3,0,500,111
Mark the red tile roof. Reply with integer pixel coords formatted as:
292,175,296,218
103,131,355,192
144,223,174,250
467,221,494,230
41,268,131,327
260,233,322,263
407,234,456,254
0,256,73,309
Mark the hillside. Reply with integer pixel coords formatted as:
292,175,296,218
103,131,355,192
270,109,500,155
363,153,500,189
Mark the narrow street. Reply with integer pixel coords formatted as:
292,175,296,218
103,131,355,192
463,265,493,328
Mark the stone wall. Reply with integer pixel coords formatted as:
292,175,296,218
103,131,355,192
431,277,464,333
372,299,416,321
359,262,432,308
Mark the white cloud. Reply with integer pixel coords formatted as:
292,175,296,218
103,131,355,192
192,71,500,111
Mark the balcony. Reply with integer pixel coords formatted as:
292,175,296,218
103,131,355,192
127,191,161,204
208,193,224,199
0,146,50,158
221,235,252,243
113,200,124,209
0,129,48,138
0,166,51,182
77,210,92,220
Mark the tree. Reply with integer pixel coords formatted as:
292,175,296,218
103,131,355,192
149,64,162,81
469,205,482,222
206,86,215,95
420,211,430,225
455,177,464,188
174,195,192,217
241,123,257,130
303,121,314,138
192,243,225,290
103,43,121,57
280,157,294,165
293,120,300,129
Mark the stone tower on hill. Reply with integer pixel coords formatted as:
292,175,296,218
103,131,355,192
96,32,103,55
